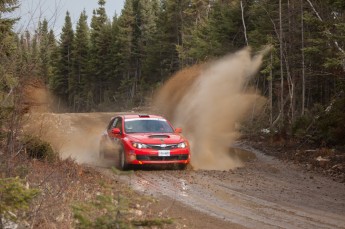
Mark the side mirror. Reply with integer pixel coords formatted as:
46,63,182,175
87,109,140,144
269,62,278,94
175,128,182,133
111,128,121,135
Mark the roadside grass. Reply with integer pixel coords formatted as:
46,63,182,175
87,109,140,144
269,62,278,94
1,138,174,228
26,158,173,228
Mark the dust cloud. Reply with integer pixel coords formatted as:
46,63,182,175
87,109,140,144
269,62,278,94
23,80,55,113
24,112,112,166
23,81,111,166
153,47,268,170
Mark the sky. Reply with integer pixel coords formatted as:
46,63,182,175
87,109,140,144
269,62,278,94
14,0,125,35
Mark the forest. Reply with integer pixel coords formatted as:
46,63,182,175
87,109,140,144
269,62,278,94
1,0,345,146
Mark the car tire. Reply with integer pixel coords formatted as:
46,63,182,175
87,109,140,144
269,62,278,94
119,148,128,170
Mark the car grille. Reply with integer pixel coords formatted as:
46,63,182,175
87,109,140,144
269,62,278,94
136,154,189,161
146,144,178,150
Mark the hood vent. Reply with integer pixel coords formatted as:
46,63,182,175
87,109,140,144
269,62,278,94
148,134,170,139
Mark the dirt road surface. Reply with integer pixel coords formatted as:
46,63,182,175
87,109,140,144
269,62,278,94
28,112,345,229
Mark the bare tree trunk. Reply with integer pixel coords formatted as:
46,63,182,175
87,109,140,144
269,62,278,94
287,0,295,123
279,0,284,125
284,50,294,122
263,2,294,125
301,0,306,115
131,70,136,101
270,51,273,127
240,1,249,46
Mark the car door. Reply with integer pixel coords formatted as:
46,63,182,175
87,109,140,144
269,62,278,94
101,117,115,145
104,117,121,157
108,117,123,144
112,117,123,142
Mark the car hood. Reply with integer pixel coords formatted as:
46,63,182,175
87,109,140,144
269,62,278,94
126,133,185,144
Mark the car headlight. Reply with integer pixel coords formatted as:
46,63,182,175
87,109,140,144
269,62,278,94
132,142,148,149
177,142,186,148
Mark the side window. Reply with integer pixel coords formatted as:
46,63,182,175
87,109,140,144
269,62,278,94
108,118,118,131
115,117,122,131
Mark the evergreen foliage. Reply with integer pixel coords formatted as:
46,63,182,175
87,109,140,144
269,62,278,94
52,11,74,107
73,10,90,111
0,177,39,226
0,0,19,105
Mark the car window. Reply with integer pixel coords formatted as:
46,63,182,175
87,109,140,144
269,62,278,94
108,117,119,131
107,118,115,130
115,117,122,131
124,119,174,133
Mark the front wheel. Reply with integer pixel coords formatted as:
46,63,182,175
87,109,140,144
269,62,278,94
118,148,128,170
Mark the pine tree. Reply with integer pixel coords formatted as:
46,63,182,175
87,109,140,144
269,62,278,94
140,0,160,85
98,21,114,106
89,0,109,106
0,0,19,103
115,0,161,105
0,0,23,156
38,19,54,83
116,0,135,104
109,14,123,89
73,10,90,111
0,0,19,64
0,0,19,36
155,0,188,76
46,29,57,83
186,0,243,60
176,0,212,66
51,11,74,109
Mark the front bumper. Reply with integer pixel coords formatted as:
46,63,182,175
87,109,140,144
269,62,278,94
125,148,190,165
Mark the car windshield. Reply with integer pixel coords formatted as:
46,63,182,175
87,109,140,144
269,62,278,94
124,119,174,133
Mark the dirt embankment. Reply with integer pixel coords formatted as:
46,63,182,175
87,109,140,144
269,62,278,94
246,137,345,183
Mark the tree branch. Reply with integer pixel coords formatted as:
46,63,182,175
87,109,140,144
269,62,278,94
240,1,248,46
306,0,345,55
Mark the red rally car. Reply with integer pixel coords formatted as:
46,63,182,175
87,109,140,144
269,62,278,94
99,114,190,170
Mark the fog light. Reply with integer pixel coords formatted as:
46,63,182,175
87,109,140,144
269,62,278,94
128,154,136,162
